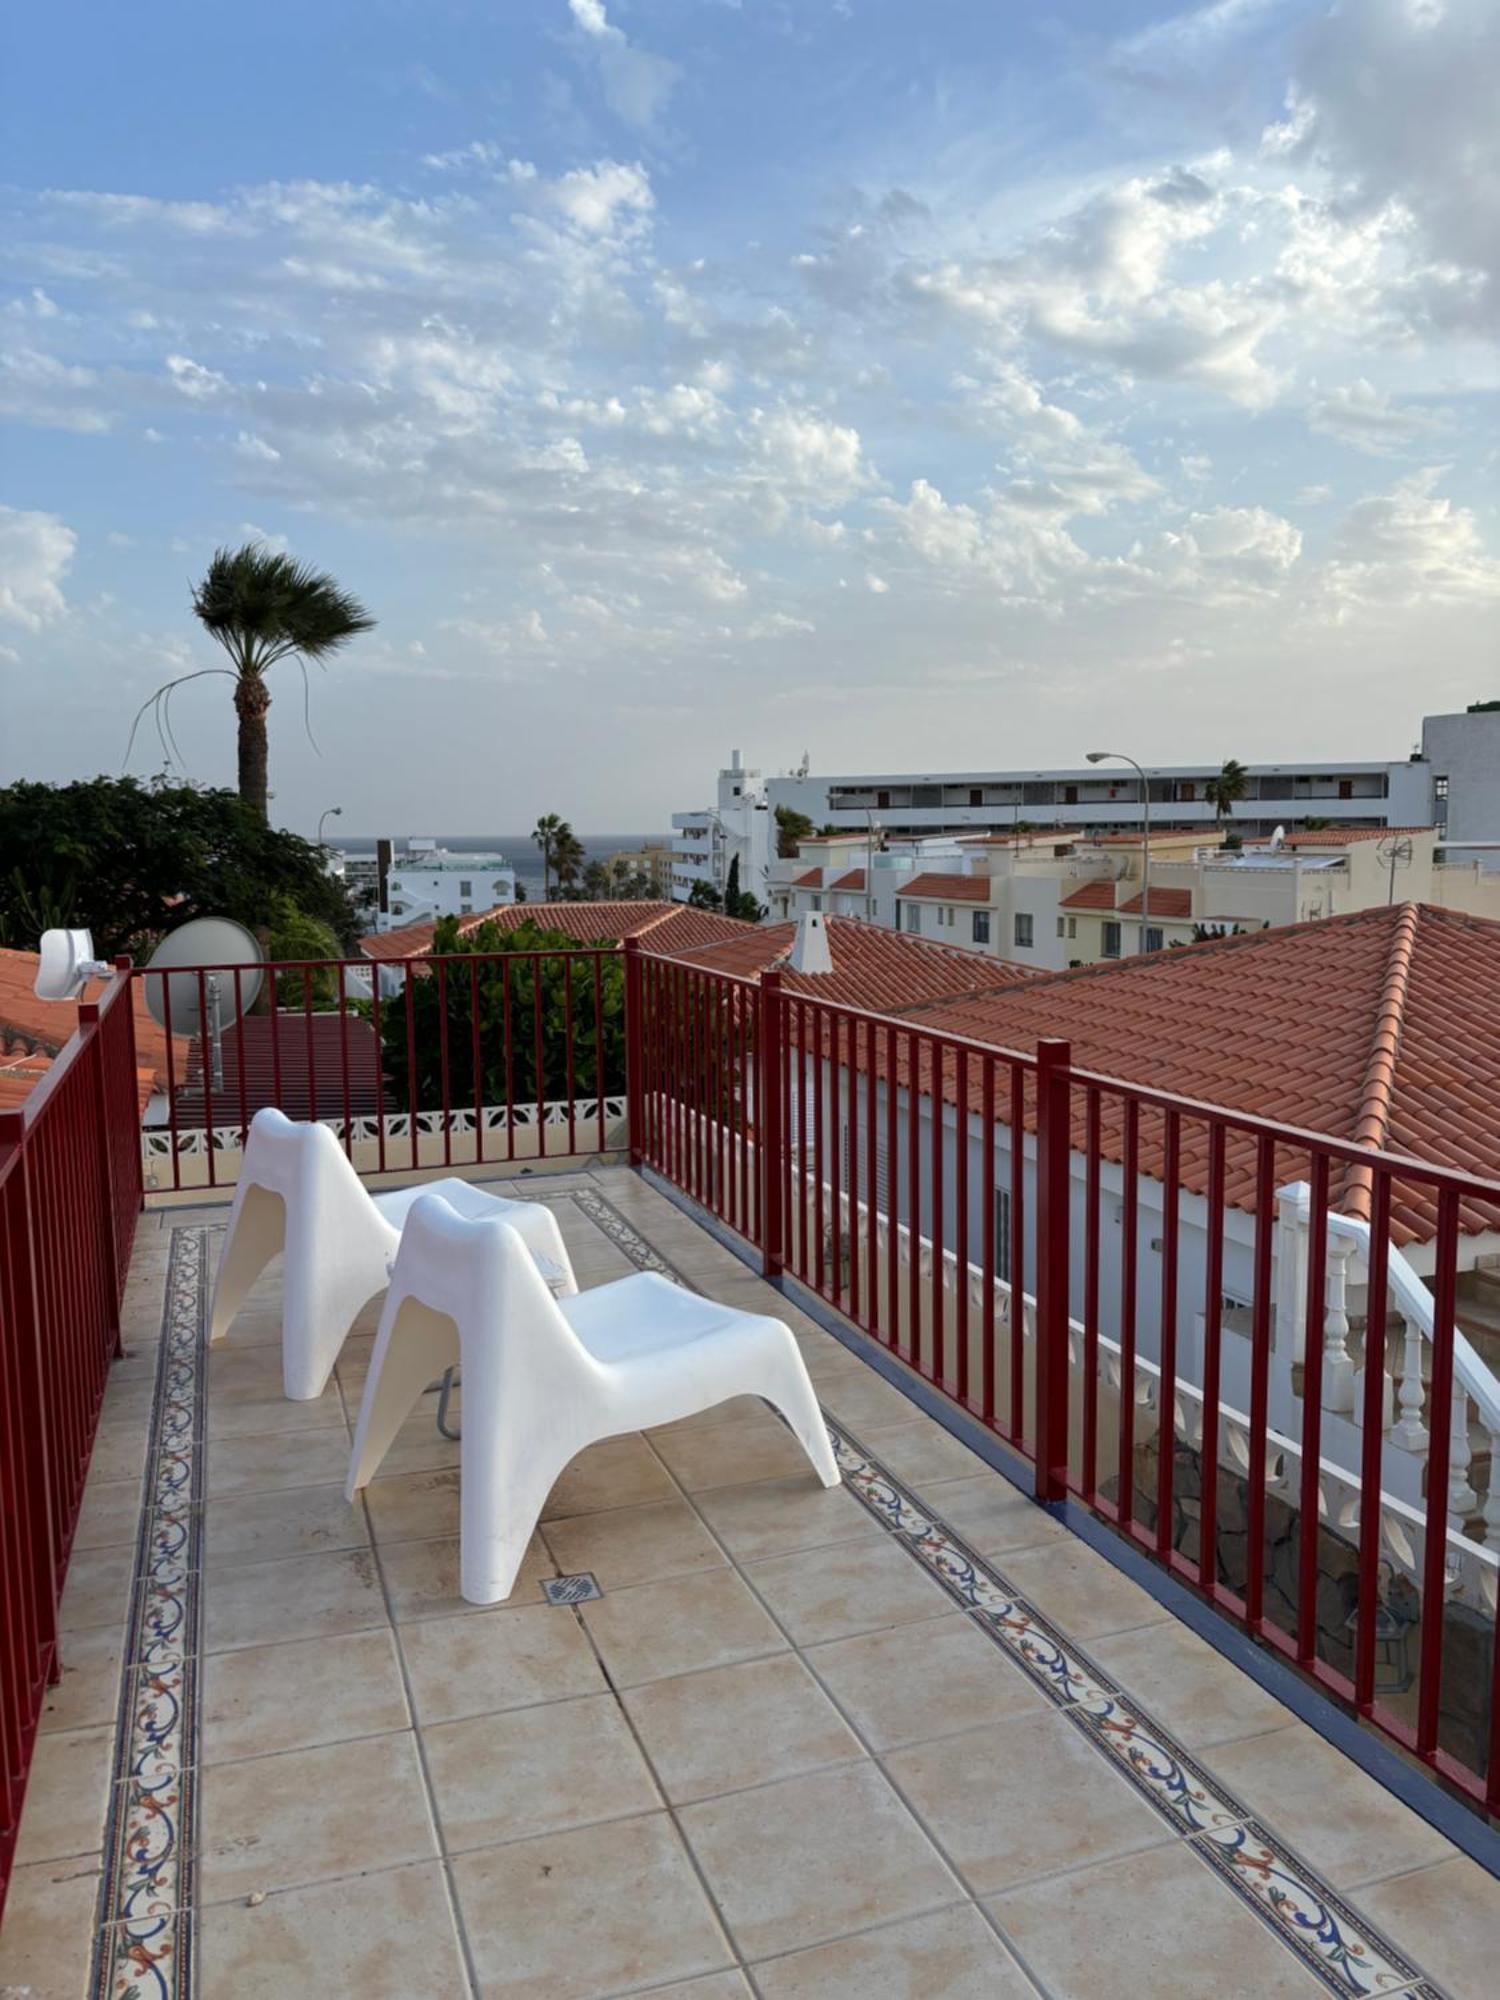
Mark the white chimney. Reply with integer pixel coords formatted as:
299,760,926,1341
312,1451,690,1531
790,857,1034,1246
788,910,833,975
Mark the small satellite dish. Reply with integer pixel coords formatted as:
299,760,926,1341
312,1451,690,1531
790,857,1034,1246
142,917,264,1041
34,928,115,1002
1269,825,1286,850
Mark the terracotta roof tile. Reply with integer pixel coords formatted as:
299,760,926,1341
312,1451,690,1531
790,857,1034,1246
1278,827,1435,847
668,917,1038,1013
0,948,187,1094
1059,880,1117,911
792,869,824,889
889,903,1500,1246
1118,887,1193,919
829,870,867,892
895,873,992,903
360,901,759,962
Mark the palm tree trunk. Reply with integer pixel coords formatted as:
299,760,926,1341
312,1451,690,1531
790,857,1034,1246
234,671,271,820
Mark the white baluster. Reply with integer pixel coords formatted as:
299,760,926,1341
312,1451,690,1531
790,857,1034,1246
1447,1383,1477,1528
1481,1427,1500,1549
1389,1310,1429,1452
1321,1234,1356,1414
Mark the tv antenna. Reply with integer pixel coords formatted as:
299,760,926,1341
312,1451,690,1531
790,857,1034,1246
1376,836,1414,906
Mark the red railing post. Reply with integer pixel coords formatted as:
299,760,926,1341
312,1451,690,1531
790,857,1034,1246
758,969,785,1278
1033,1037,1072,1504
78,1000,121,1355
623,937,645,1167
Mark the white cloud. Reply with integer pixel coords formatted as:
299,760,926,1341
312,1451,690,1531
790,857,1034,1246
0,506,76,628
753,409,870,504
1325,469,1500,604
550,160,654,236
1306,379,1446,455
566,0,681,133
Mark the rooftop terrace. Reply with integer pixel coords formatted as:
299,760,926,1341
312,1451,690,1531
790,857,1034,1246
5,1163,1497,1999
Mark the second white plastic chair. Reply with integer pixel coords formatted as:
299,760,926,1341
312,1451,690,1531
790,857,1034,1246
347,1194,839,1604
210,1108,576,1401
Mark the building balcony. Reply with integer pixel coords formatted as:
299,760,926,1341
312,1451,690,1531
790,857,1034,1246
2,947,1497,1992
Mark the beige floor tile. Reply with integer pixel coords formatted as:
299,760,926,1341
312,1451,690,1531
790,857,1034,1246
1087,1619,1292,1751
399,1602,607,1723
744,1535,951,1647
693,1473,884,1562
884,1710,1171,1894
752,1903,1036,1999
649,1392,781,1436
42,1624,127,1735
540,1433,678,1518
806,1611,1049,1750
10,1723,115,1867
203,1545,386,1652
367,1407,461,1478
581,1567,788,1686
624,1653,864,1803
810,1368,925,1431
425,1692,661,1850
198,1731,436,1902
634,1977,753,1999
71,1475,145,1552
986,1839,1326,1997
1201,1725,1453,1890
379,1531,556,1622
58,1542,134,1634
1352,1853,1500,1996
541,1495,726,1590
644,1412,822,1493
205,1479,369,1567
0,1859,104,2000
919,1473,1071,1557
451,1812,733,1999
988,1539,1171,1642
197,1860,468,1994
206,1424,352,1496
679,1761,960,1959
205,1378,346,1441
362,1466,464,1546
858,1417,993,1487
202,1628,410,1763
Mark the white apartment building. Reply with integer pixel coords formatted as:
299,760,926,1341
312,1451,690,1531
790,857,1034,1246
756,707,1500,860
670,750,776,908
379,841,517,932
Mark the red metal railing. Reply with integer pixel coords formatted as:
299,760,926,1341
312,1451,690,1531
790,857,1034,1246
0,971,141,1914
135,947,623,1192
631,951,1500,1815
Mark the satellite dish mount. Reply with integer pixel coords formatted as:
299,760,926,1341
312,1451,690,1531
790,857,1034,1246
35,929,116,1003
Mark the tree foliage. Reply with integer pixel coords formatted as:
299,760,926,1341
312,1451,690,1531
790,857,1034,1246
775,804,814,858
0,776,360,961
1204,758,1249,825
378,915,626,1113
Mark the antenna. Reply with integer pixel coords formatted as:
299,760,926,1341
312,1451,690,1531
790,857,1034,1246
1376,835,1414,905
143,917,264,1093
34,929,116,1002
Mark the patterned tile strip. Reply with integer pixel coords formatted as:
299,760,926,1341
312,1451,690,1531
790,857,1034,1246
91,1224,211,2000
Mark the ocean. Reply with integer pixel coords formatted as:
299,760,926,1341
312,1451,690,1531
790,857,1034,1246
337,834,666,901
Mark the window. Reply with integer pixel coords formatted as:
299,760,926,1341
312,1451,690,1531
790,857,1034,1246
1434,774,1449,829
1145,926,1164,954
969,788,983,807
877,789,891,810
1068,917,1077,939
810,893,822,911
1338,780,1353,800
459,880,472,897
1063,784,1078,805
1013,912,1034,949
904,904,919,934
1056,916,1065,937
972,910,990,944
1102,921,1122,958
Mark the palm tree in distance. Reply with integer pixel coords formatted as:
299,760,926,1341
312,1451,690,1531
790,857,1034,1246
128,543,374,822
1204,758,1249,831
553,825,586,897
532,814,564,896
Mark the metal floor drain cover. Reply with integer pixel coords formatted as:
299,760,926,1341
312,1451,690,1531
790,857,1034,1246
543,1573,602,1605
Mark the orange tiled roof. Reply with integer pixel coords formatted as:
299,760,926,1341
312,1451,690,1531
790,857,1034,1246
1118,887,1193,920
1059,880,1117,911
792,869,824,889
667,917,1038,1013
890,903,1500,1245
1088,827,1210,845
360,901,758,962
0,948,186,1095
1279,827,1434,847
829,870,867,892
895,874,992,903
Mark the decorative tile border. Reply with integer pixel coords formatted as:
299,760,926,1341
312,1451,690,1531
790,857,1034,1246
91,1223,213,2000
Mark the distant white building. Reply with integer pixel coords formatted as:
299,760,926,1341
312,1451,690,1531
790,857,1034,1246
670,750,776,909
379,840,516,932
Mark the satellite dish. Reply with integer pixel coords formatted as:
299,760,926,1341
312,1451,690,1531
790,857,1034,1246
143,917,264,1042
1269,825,1286,849
35,928,115,1002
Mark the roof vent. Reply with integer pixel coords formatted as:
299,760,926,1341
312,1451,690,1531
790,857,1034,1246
788,910,833,975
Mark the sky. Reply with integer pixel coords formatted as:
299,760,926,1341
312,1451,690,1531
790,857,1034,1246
1,0,1497,836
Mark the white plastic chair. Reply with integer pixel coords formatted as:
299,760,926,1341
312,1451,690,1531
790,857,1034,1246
346,1195,839,1604
209,1108,577,1401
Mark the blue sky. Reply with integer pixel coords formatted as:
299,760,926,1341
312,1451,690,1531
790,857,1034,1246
2,1,1496,833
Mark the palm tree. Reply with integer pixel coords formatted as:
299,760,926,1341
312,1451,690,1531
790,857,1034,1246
532,814,564,896
553,825,585,896
1204,758,1249,830
129,543,374,822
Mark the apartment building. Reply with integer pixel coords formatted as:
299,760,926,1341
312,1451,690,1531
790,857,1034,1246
670,749,776,907
380,840,517,931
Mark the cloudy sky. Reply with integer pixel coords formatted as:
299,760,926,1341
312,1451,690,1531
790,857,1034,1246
2,0,1496,834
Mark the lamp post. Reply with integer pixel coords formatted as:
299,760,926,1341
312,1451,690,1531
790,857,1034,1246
1086,751,1151,954
317,805,343,847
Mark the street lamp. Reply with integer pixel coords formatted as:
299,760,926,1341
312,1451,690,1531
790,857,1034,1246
317,805,343,847
1086,751,1151,954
